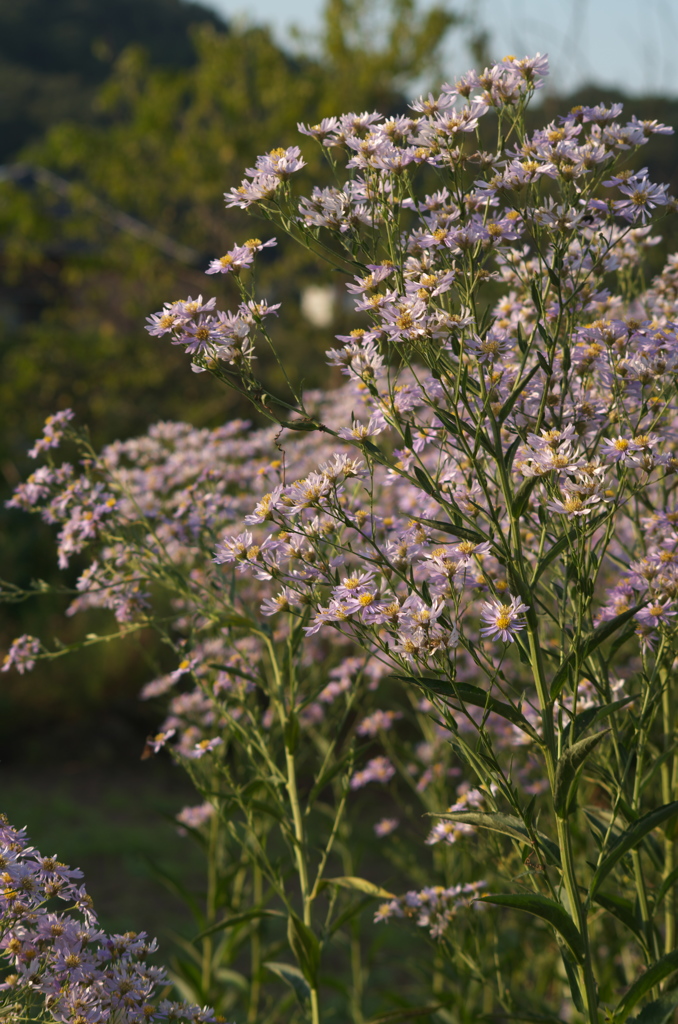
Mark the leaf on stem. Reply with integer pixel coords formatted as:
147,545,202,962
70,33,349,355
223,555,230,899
558,945,584,1013
415,517,488,545
613,951,678,1022
324,876,396,899
287,913,321,985
480,893,585,963
592,891,646,945
589,802,678,900
413,466,437,497
550,605,643,699
193,907,284,941
652,863,678,913
401,676,541,741
497,363,541,424
554,730,609,818
563,696,634,745
512,476,539,519
628,991,678,1024
264,961,310,1004
361,439,391,467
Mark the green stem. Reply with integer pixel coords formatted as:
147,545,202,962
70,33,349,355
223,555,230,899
202,803,219,998
284,743,312,924
248,862,263,1023
555,815,599,1023
523,598,598,1021
661,670,676,956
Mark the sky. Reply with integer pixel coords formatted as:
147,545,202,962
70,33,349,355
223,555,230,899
202,0,678,99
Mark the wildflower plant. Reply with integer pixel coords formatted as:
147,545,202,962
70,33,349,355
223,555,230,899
0,815,215,1024
5,50,678,1024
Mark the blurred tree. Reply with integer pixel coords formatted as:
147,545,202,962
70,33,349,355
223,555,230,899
0,0,227,160
1,0,478,458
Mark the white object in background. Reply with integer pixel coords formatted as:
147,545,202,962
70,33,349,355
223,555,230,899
301,285,335,327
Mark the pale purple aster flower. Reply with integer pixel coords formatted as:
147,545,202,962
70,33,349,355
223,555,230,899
28,409,75,458
334,570,377,600
247,146,305,179
625,115,673,139
600,436,643,463
205,245,254,275
176,802,215,831
425,820,474,845
546,492,601,517
205,236,276,275
2,635,41,674
374,818,399,837
350,756,395,789
239,299,281,321
146,729,176,753
357,709,402,736
614,176,670,223
188,736,223,759
260,590,296,615
635,601,676,628
304,599,353,636
297,117,340,141
479,596,528,643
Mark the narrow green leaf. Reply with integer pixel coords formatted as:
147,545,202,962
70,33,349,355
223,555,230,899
593,891,646,944
531,532,571,585
287,913,321,985
614,951,678,1022
559,946,584,1013
305,748,354,808
590,802,678,900
264,961,310,1004
554,731,609,818
498,362,541,424
213,967,249,990
435,407,495,455
361,439,390,466
545,262,561,289
325,876,396,899
435,407,459,436
403,676,541,741
512,476,538,519
564,697,634,745
413,466,437,497
480,893,584,962
328,896,373,936
222,611,256,629
550,605,642,698
193,907,284,942
530,280,545,317
631,990,678,1024
536,349,552,375
652,863,678,913
432,811,560,866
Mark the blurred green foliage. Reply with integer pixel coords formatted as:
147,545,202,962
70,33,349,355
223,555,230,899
0,0,226,160
1,0,474,461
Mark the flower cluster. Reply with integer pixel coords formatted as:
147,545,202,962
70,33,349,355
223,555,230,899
0,816,217,1024
375,881,486,938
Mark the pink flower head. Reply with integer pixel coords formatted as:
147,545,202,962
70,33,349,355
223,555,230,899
350,756,395,790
